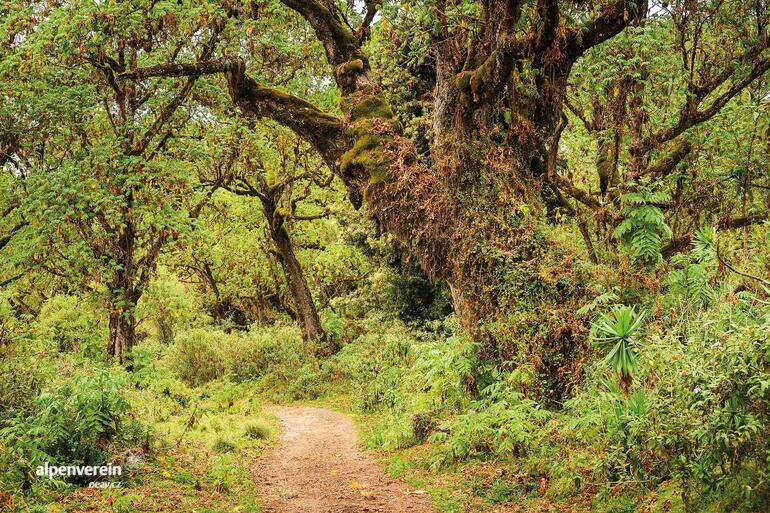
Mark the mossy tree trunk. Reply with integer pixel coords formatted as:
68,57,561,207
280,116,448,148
108,307,137,362
107,261,142,362
106,207,164,361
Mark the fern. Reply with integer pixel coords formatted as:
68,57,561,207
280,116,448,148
0,370,131,488
665,263,714,305
428,380,549,468
576,286,621,316
414,337,481,408
664,228,717,306
613,191,672,265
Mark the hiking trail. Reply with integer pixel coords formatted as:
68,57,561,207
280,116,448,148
252,406,436,513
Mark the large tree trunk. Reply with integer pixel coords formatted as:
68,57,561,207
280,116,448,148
108,217,145,361
273,228,325,343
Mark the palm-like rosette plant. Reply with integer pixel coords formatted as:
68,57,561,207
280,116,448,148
591,306,646,387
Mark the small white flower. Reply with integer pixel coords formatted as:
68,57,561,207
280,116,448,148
710,341,721,348
693,385,702,394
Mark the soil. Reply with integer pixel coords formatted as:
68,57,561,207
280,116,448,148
252,406,436,513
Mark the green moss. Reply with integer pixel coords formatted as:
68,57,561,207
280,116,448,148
470,50,497,98
336,58,365,81
455,71,473,105
454,52,497,106
339,133,391,185
349,96,394,121
596,139,613,193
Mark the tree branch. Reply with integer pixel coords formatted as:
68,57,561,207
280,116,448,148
636,139,692,178
456,0,524,108
565,0,647,62
662,214,769,258
716,240,770,287
638,52,770,155
551,175,602,210
225,62,347,168
0,221,27,251
118,59,233,80
279,0,365,70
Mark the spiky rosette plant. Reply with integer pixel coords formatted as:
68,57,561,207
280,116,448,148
591,305,647,390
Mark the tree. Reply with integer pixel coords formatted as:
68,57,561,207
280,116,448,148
202,125,333,343
120,0,769,352
1,0,226,360
561,2,770,264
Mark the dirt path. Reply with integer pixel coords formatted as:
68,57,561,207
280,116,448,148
252,406,436,513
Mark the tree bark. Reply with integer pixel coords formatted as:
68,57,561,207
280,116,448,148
107,215,146,361
263,199,324,343
108,307,137,362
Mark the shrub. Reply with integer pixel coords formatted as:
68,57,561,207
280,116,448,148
212,438,236,454
329,319,415,411
428,382,550,468
287,362,324,400
571,295,770,510
166,328,230,386
359,366,407,411
0,358,42,427
412,335,484,409
227,324,306,384
35,295,104,355
0,291,16,347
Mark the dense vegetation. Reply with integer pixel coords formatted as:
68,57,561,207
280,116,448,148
1,0,768,512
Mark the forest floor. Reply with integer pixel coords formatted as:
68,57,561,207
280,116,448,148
253,405,436,513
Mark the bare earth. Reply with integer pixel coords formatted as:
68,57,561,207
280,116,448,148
252,406,436,513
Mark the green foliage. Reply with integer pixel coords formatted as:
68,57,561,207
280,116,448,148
0,370,137,490
590,305,646,382
0,1,768,512
0,357,42,427
613,191,673,265
670,315,770,507
0,291,17,346
665,258,715,306
226,324,307,385
566,293,770,510
330,318,415,410
576,286,620,316
34,295,104,355
139,274,206,343
664,228,719,308
244,422,271,441
413,335,482,408
212,438,236,454
429,380,550,468
166,328,230,386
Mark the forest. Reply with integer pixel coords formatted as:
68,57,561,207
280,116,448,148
0,0,769,512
